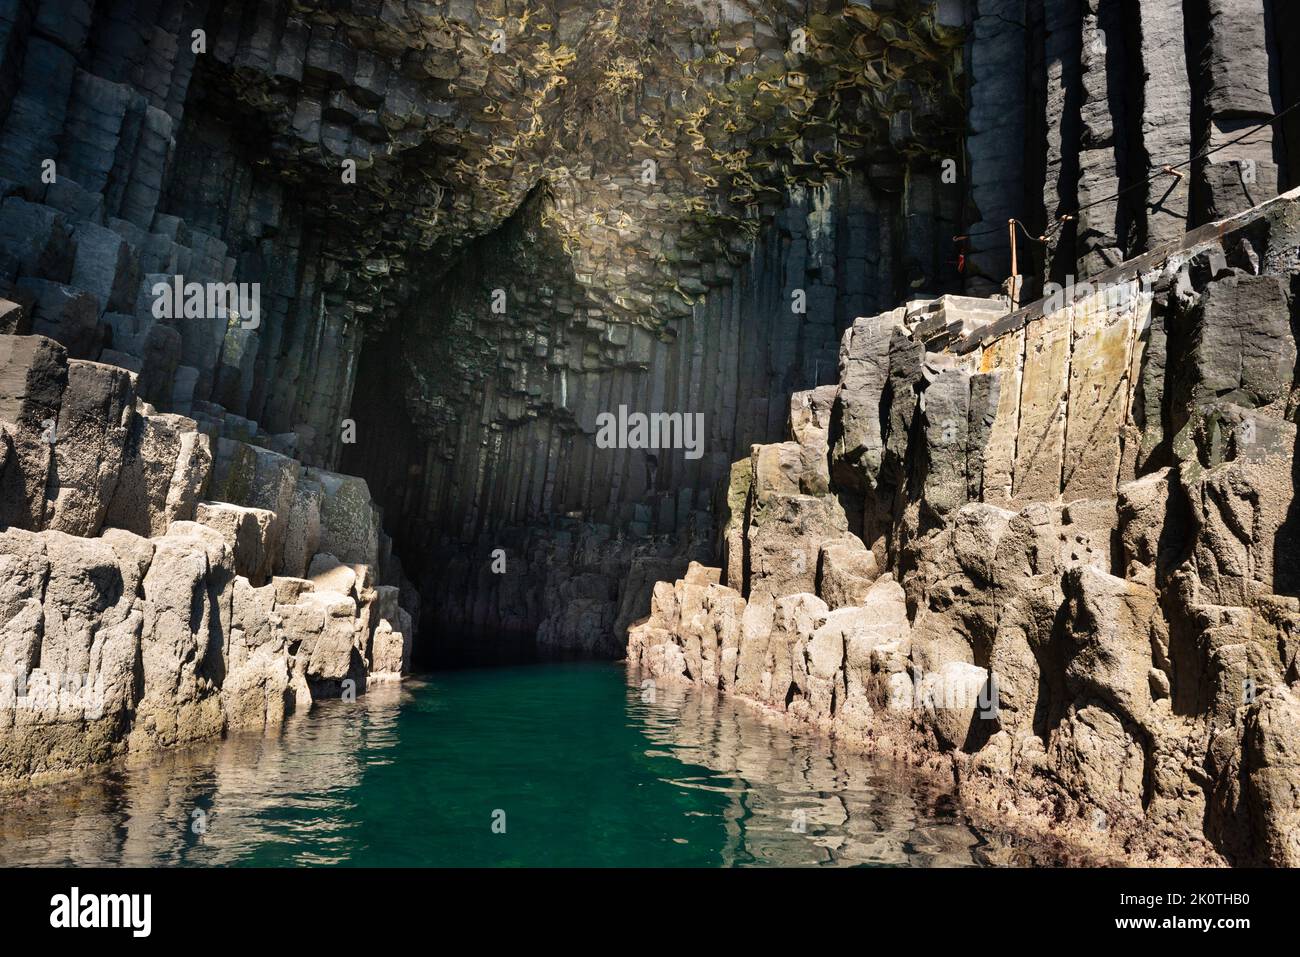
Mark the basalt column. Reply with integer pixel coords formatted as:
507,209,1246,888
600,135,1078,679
965,0,1296,301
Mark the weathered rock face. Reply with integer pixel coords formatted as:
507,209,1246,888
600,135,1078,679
3,0,1295,669
0,333,413,785
0,0,976,664
0,0,1297,815
631,187,1300,867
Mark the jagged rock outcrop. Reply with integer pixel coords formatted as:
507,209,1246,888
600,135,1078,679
0,329,414,784
630,187,1300,867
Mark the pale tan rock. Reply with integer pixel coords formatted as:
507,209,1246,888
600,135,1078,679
734,600,775,698
747,493,848,602
919,660,990,751
975,327,1024,505
1059,497,1118,572
369,618,410,677
1049,703,1148,818
307,552,357,597
106,410,211,537
787,384,836,494
0,527,52,680
209,438,300,575
952,503,1016,583
750,442,803,501
1062,566,1158,728
764,592,828,712
1240,688,1300,866
301,590,363,690
1180,448,1294,606
1062,289,1135,499
706,584,746,690
788,385,837,450
1117,467,1171,579
816,536,879,609
803,614,844,720
272,575,315,604
132,531,225,752
1012,306,1071,502
194,500,275,585
682,561,721,586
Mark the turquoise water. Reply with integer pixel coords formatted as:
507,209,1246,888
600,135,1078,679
0,663,1002,867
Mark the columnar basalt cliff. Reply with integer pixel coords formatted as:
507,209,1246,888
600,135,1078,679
631,187,1300,867
4,0,982,674
0,0,1298,857
0,335,417,784
964,0,1298,296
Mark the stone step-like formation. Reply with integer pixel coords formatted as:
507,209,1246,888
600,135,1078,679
630,187,1300,867
0,329,415,785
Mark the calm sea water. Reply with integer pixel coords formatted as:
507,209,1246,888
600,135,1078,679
0,663,1008,867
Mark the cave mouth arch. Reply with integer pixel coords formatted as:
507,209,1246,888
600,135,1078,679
340,167,959,668
2,0,974,673
152,0,974,669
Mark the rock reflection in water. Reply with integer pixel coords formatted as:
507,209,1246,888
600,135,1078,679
0,683,408,867
0,666,992,867
629,681,985,867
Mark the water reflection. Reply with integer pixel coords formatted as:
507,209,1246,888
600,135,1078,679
627,680,985,867
0,683,409,867
0,668,1015,867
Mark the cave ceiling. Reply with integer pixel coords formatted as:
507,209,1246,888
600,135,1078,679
209,0,964,336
